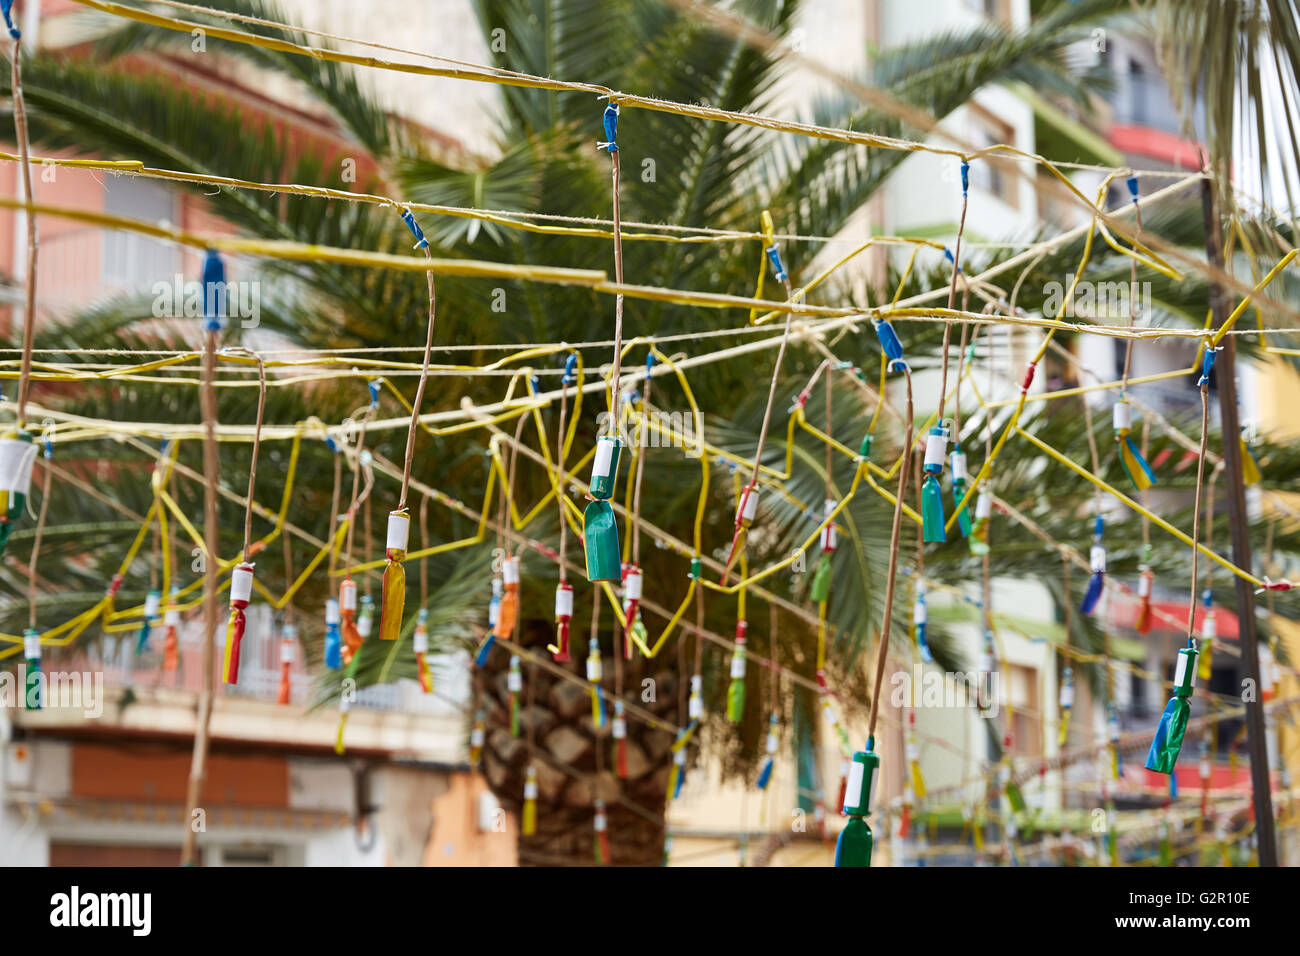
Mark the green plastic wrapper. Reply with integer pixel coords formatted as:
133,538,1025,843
1145,641,1197,774
584,499,621,581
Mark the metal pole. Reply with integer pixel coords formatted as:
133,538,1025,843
1199,176,1277,866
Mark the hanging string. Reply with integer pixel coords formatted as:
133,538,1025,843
396,209,438,509
936,160,971,426
867,367,914,743
723,212,795,583
1186,358,1214,642
226,348,267,563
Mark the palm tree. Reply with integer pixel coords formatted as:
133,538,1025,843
5,0,1296,867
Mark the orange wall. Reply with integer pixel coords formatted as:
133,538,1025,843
422,772,517,867
71,742,290,808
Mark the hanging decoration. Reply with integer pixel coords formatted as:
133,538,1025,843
920,426,949,543
1114,400,1155,490
1080,515,1106,617
222,562,255,685
378,507,409,641
507,654,523,737
23,628,40,711
586,636,605,728
1146,343,1215,775
549,354,578,661
835,739,879,867
585,433,623,582
477,577,503,666
726,619,747,723
522,764,538,837
324,595,342,669
339,578,361,666
949,440,972,538
553,582,574,664
357,592,375,642
912,579,932,664
593,798,611,865
757,712,779,790
612,699,629,778
162,588,181,673
277,621,295,705
414,607,432,694
1146,640,1198,774
585,102,627,583
723,210,796,584
221,348,267,686
137,588,162,655
469,710,486,770
1058,665,1074,746
0,428,36,557
969,486,992,556
1135,546,1155,635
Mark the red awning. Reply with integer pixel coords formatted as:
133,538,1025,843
1107,599,1239,640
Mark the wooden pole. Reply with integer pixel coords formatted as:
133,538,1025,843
181,327,220,866
1199,176,1277,866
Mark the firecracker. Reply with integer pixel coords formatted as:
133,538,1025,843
475,577,503,667
906,710,926,799
507,655,523,737
339,578,361,666
222,562,255,685
1114,400,1155,490
586,636,605,727
756,712,779,790
688,673,703,720
136,588,162,655
1145,639,1198,774
469,710,486,769
920,426,948,543
593,798,611,865
949,443,973,537
621,564,642,659
522,764,538,837
324,596,342,669
162,588,180,673
612,699,629,778
23,628,40,710
1197,590,1216,680
357,592,374,641
1080,515,1106,616
721,481,759,582
1135,546,1155,635
277,621,295,705
496,556,520,646
584,435,623,582
0,428,37,558
413,607,432,693
835,739,879,867
1058,665,1074,746
969,486,992,556
913,580,932,663
378,508,409,640
552,581,573,662
726,619,747,722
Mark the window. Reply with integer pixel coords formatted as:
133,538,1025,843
102,177,178,292
968,105,1019,209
